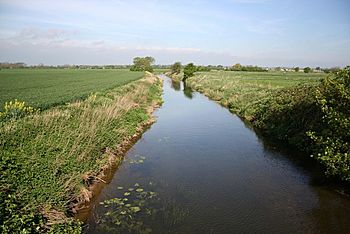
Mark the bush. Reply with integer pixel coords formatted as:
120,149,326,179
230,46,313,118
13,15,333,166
303,67,311,73
170,62,181,74
0,100,35,121
183,63,196,80
307,66,350,181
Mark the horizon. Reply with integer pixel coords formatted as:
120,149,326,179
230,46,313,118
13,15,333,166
0,0,349,67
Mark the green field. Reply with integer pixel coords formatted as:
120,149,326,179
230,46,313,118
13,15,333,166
0,69,144,110
195,70,324,88
187,71,325,119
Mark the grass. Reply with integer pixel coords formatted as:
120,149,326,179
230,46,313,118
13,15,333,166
186,69,349,182
0,69,144,110
187,71,325,120
0,73,163,233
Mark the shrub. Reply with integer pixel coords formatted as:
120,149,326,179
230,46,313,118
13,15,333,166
183,63,196,81
170,62,181,74
0,100,35,121
307,66,350,181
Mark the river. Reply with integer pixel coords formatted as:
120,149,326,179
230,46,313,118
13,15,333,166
84,75,350,233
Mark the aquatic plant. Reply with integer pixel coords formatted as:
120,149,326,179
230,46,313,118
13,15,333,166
127,154,147,164
99,183,158,233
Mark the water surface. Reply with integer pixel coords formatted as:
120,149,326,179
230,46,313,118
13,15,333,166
85,76,350,234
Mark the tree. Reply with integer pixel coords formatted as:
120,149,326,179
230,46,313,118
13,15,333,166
170,62,181,74
303,67,311,73
294,67,300,72
183,63,196,81
130,56,155,72
232,63,242,71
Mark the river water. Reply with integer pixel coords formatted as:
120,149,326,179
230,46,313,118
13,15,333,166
84,76,350,234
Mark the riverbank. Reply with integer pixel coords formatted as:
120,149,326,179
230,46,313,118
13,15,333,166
0,73,163,233
85,75,350,233
164,71,183,82
183,69,350,182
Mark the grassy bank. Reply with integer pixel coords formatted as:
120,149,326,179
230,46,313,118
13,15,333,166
185,69,349,182
165,71,183,82
0,74,162,233
0,69,143,111
186,71,324,121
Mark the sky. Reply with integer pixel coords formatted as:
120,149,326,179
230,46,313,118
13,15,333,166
0,0,349,67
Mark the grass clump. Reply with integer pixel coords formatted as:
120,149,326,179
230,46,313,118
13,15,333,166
187,69,349,181
0,75,162,232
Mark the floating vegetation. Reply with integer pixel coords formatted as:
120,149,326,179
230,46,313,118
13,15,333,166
157,136,170,142
99,182,159,233
126,154,147,164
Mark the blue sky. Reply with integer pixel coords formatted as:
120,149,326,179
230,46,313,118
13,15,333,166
0,0,349,67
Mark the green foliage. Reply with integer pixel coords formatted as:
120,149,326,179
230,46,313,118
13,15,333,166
98,182,158,233
48,220,82,234
170,62,181,75
196,66,211,72
0,76,162,232
229,63,267,72
253,85,322,150
130,57,155,72
233,63,242,70
307,66,350,181
185,69,349,182
0,100,35,121
304,67,311,73
294,67,300,72
0,191,45,233
323,67,341,74
183,63,196,80
0,69,143,111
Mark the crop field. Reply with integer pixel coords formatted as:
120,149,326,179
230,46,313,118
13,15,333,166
195,70,325,88
0,69,144,110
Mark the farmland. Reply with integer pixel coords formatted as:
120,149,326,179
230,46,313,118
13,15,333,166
0,69,143,110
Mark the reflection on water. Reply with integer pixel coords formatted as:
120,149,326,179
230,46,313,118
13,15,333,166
183,85,193,99
170,79,180,91
85,75,350,234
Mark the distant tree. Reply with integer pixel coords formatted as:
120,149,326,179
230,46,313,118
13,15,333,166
183,63,196,81
294,67,300,72
130,56,155,72
196,66,211,72
303,67,311,73
315,66,321,71
323,67,341,74
233,63,242,71
170,62,181,74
